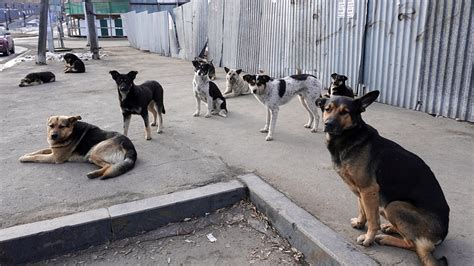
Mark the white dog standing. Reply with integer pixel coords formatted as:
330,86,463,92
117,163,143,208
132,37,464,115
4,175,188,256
243,73,322,141
223,67,250,98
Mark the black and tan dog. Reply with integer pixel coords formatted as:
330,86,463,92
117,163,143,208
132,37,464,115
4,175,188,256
19,116,137,180
110,70,165,140
326,73,354,98
316,91,449,266
63,53,85,73
19,71,56,87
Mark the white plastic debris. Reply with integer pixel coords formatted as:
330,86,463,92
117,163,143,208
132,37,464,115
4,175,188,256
206,233,217,242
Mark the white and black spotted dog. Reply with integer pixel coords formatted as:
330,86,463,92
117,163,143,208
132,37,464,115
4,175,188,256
223,67,250,98
192,60,228,118
243,73,322,141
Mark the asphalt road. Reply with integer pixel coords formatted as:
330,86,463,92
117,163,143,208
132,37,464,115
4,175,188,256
0,38,472,265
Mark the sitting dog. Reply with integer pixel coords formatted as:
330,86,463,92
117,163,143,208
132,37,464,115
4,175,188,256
316,91,449,266
192,60,227,118
19,116,137,180
19,71,55,87
110,70,165,140
223,67,250,98
194,57,216,80
326,73,354,98
243,73,322,141
63,53,85,73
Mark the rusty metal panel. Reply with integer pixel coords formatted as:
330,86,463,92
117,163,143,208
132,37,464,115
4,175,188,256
207,0,225,65
363,0,429,109
192,0,208,58
419,0,473,121
235,0,263,74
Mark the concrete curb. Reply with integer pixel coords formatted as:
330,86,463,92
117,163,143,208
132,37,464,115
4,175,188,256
0,180,246,264
0,175,378,265
238,174,378,265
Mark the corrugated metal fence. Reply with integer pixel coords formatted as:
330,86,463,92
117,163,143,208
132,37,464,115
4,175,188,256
122,0,473,121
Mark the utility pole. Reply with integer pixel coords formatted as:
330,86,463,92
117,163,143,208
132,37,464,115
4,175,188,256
37,0,49,65
84,0,99,60
3,11,8,30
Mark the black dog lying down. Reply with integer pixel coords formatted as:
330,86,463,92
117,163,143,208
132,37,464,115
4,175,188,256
109,70,166,140
316,91,449,266
63,53,85,73
19,71,56,87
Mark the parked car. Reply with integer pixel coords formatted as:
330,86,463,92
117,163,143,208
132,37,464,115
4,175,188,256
0,28,15,56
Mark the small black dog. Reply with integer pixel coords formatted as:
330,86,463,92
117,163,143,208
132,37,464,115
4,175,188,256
194,57,216,80
110,70,165,140
19,71,56,87
316,91,449,266
63,53,85,73
327,73,354,98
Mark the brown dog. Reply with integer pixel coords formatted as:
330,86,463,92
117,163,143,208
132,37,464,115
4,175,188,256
19,116,137,180
316,91,449,266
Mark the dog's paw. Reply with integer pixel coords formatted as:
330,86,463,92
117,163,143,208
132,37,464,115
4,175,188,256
351,218,366,229
260,128,269,133
193,111,200,117
356,234,375,247
87,170,101,179
304,123,311,128
151,122,157,126
381,223,398,234
204,113,211,118
145,136,152,140
156,129,163,134
19,155,30,162
265,135,273,141
310,128,318,133
374,234,390,245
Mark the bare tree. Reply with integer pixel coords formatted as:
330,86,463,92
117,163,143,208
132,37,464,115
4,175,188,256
36,0,49,65
84,0,99,60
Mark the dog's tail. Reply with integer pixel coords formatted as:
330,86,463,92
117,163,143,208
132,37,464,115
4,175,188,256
415,238,448,266
100,137,137,180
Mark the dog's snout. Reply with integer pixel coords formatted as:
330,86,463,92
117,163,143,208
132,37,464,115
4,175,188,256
324,120,336,132
50,133,59,140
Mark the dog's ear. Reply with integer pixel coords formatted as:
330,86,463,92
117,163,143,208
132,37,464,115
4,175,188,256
109,70,120,80
342,75,348,81
236,69,242,75
331,73,338,80
224,67,230,73
261,75,271,83
127,71,138,81
356,90,379,112
68,115,82,124
242,74,254,83
315,97,327,111
192,60,200,68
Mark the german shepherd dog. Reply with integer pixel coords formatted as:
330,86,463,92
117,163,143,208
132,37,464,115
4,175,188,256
19,116,137,180
316,91,449,266
19,71,56,87
110,70,165,140
63,53,85,73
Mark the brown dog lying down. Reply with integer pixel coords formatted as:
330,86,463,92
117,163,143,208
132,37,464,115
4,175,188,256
19,116,137,180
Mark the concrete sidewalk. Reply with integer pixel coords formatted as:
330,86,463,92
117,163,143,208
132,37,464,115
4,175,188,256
0,41,472,265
